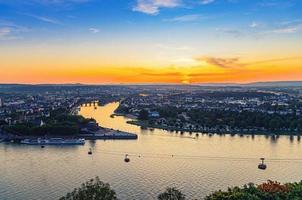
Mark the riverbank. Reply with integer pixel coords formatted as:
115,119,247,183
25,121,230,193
0,128,138,143
74,102,138,140
127,120,302,136
111,112,137,119
80,127,138,140
0,114,138,143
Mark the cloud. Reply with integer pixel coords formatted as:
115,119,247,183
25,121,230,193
258,0,295,8
195,56,302,69
133,0,181,15
0,27,23,41
24,13,62,25
197,56,244,69
35,16,61,24
252,19,302,35
263,23,302,34
0,27,11,38
269,27,299,33
141,71,183,77
46,0,89,2
26,0,90,5
0,0,90,11
0,20,29,40
156,43,193,51
280,19,302,26
249,22,259,28
200,0,215,5
163,14,201,22
89,28,100,33
250,57,302,65
0,20,27,31
216,27,244,37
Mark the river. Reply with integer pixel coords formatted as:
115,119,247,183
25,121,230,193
1,102,302,200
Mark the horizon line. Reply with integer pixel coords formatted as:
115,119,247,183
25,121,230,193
0,80,302,86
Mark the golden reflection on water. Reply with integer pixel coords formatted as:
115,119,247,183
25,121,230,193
1,102,302,200
79,102,302,160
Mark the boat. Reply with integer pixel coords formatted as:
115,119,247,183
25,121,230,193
20,138,85,145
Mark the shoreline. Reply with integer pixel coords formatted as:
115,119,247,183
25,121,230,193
127,120,302,136
79,126,138,140
0,127,138,142
111,112,137,119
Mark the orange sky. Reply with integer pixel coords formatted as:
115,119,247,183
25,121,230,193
1,34,301,84
1,55,301,84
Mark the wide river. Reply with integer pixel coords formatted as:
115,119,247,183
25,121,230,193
1,102,302,200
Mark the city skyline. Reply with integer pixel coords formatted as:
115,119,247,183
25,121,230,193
0,0,302,84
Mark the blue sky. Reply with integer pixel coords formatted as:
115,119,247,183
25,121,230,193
1,0,301,42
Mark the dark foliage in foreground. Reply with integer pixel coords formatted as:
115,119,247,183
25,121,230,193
59,177,117,200
60,179,302,200
205,180,302,200
158,187,186,200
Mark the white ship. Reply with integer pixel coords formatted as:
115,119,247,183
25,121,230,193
20,138,85,145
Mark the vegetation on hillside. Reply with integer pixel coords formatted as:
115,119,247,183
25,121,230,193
60,179,302,200
158,187,186,200
205,180,302,200
143,106,302,133
3,108,93,136
59,177,117,200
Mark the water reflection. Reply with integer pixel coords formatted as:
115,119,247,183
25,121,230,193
1,102,302,200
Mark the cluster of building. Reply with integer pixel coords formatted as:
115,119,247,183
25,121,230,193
0,85,130,127
1,84,302,135
0,93,80,126
120,89,302,117
118,87,302,133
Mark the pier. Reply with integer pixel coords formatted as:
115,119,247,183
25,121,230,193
80,127,138,140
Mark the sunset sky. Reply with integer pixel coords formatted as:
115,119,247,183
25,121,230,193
0,0,302,84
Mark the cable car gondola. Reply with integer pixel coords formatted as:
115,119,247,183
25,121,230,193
88,148,92,155
124,154,130,162
258,158,267,170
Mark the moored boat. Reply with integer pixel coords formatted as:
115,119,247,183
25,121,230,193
20,138,85,145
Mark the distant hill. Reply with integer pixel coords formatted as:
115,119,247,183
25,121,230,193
245,81,302,87
0,81,302,91
0,83,91,93
197,81,302,87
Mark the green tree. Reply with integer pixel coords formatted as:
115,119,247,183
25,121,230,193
138,109,149,120
59,177,117,200
158,187,186,200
